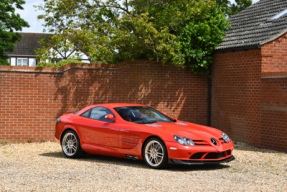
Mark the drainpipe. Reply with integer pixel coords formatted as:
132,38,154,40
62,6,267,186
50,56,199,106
207,64,212,127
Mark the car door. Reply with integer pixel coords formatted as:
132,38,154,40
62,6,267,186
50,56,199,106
79,107,119,148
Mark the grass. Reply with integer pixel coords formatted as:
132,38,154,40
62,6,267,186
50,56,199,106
0,141,11,146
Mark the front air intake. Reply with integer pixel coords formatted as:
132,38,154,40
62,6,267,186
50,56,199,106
189,152,205,159
204,152,225,159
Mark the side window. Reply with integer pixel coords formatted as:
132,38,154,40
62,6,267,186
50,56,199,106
90,107,115,123
80,110,91,118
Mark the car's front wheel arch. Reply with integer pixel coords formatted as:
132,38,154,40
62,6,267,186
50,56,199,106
142,136,169,169
141,136,166,156
61,129,86,158
60,128,77,145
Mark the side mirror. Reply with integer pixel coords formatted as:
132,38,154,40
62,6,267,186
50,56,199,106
163,112,167,115
105,114,116,121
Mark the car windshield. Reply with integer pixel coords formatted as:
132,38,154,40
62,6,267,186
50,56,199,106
114,106,173,124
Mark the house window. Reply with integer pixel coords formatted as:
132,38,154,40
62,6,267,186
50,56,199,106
7,58,10,65
17,58,28,66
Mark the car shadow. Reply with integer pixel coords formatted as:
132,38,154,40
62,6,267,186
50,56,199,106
39,152,230,171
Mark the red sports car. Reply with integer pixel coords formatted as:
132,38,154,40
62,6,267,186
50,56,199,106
55,103,235,168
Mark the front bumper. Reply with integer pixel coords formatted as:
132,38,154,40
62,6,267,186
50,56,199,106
169,155,235,165
165,140,234,161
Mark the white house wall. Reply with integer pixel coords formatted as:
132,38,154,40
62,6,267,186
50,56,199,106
49,48,89,61
11,58,16,66
29,58,36,67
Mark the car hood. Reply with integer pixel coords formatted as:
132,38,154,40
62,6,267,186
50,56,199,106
143,121,223,142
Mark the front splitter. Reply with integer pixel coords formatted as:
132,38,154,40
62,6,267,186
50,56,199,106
169,155,235,165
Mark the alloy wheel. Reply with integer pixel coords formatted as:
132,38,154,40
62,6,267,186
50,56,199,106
145,140,164,167
62,132,78,156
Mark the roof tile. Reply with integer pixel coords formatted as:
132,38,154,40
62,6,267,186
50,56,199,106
6,32,50,56
216,0,287,50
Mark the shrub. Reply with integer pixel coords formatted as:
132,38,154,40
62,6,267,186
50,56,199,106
36,59,85,68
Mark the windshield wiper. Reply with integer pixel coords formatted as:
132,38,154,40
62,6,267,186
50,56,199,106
134,120,158,124
144,120,158,124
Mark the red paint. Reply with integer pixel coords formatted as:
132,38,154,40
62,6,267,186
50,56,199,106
55,103,234,161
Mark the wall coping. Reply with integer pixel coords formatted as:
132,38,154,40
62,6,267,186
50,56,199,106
0,60,161,74
261,72,287,79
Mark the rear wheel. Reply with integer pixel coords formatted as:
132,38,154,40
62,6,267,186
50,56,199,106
61,130,85,158
143,137,168,169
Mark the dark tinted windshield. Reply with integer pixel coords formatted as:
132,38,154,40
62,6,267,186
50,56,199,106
114,106,173,124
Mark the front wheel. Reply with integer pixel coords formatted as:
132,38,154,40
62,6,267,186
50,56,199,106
143,138,168,169
61,130,85,158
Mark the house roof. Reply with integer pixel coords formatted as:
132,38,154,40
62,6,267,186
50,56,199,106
6,32,50,56
216,0,287,51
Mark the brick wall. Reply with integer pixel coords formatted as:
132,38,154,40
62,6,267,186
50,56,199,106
261,77,287,151
261,33,287,77
0,61,208,142
211,49,262,147
1,43,286,151
212,35,287,152
260,34,287,151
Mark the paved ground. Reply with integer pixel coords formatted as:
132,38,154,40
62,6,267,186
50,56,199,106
0,142,286,191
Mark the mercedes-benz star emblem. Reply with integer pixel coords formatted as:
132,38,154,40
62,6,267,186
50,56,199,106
211,138,217,145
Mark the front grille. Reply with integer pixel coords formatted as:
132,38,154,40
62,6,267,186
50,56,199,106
193,140,208,145
190,152,205,159
193,138,226,146
219,138,225,144
204,152,225,159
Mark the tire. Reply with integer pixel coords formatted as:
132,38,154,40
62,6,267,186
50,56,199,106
61,130,85,158
143,137,168,169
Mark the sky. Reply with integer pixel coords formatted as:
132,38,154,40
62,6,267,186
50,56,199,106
17,0,261,33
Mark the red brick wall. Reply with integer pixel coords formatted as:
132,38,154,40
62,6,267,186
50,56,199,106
212,40,287,152
211,49,262,147
261,77,287,151
260,34,287,152
0,61,208,142
261,34,287,77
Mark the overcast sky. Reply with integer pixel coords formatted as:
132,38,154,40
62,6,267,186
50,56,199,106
17,0,261,33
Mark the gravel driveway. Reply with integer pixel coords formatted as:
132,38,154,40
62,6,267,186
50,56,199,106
0,142,286,191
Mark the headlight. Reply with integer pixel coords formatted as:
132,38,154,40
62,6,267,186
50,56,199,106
222,132,231,143
173,135,195,146
184,137,195,146
173,135,187,146
56,118,61,125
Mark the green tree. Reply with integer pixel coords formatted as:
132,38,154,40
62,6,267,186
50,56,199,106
216,0,252,17
36,0,230,74
0,0,29,65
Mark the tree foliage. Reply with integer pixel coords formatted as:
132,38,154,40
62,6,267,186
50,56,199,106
0,0,29,65
36,0,231,75
216,0,252,17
